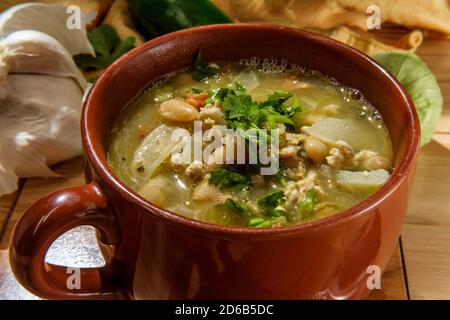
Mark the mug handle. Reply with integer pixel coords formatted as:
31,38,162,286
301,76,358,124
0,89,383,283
9,182,123,299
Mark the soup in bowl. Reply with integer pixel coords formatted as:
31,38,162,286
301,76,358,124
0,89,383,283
9,24,419,300
108,57,394,228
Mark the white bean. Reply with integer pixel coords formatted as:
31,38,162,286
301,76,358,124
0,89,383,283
159,99,198,122
364,155,390,171
304,138,328,163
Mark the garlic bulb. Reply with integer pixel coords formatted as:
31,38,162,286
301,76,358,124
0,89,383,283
0,3,92,196
0,3,94,56
0,30,86,89
0,74,83,195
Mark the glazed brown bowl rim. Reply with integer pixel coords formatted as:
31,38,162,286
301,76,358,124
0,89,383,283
82,23,420,239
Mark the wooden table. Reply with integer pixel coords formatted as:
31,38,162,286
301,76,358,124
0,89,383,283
1,37,449,300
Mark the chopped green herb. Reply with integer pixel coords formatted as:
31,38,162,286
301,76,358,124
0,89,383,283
74,25,136,71
260,108,294,128
224,198,248,217
261,91,293,108
274,169,287,187
299,189,318,214
233,82,246,96
247,217,273,228
207,82,246,104
211,83,299,132
208,168,251,191
223,94,261,130
188,50,220,81
191,88,204,94
247,216,287,228
261,91,300,117
257,189,285,217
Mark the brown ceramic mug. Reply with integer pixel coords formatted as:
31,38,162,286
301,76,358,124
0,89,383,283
9,24,420,300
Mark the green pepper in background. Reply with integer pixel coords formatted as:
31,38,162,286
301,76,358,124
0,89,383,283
129,0,232,39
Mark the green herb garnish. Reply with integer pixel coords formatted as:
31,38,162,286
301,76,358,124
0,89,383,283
191,88,204,94
224,198,248,217
257,189,285,217
214,83,299,131
208,168,251,191
299,189,317,214
274,169,287,187
223,94,261,129
74,25,136,71
261,91,293,109
188,50,220,81
247,217,273,228
247,216,286,228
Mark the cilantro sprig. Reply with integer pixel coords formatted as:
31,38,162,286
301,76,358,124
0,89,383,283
208,168,251,191
257,189,285,217
210,83,300,131
247,217,273,228
299,189,318,214
188,50,220,81
223,198,249,217
74,25,136,71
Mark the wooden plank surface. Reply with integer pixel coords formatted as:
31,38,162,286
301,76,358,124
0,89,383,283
400,37,450,300
0,188,21,245
0,32,449,300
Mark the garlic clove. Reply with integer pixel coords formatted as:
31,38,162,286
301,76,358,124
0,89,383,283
4,74,83,165
0,3,94,56
0,73,84,196
0,138,20,196
0,30,86,89
7,73,83,112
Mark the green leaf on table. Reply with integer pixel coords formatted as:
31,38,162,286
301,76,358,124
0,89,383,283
74,24,136,71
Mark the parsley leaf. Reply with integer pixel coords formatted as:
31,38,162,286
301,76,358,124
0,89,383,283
261,91,300,118
247,217,273,228
191,88,203,94
299,189,317,214
208,168,251,190
223,94,261,129
214,83,299,131
224,198,249,217
257,189,285,217
111,36,136,60
89,24,119,56
260,108,294,128
74,25,136,71
247,216,286,228
274,169,287,187
188,50,220,81
261,91,293,108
